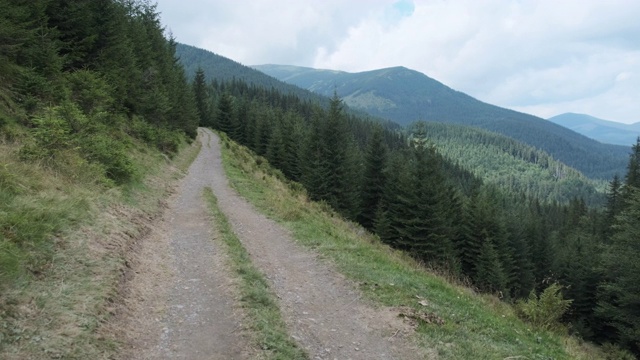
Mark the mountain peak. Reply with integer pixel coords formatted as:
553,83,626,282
549,113,640,146
255,63,629,179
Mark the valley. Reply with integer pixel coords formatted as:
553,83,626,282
1,2,639,358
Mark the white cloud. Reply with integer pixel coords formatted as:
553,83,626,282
155,0,640,124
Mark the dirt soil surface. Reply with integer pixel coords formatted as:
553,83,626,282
121,128,425,359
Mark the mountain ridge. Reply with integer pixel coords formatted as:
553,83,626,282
254,64,630,180
548,112,640,146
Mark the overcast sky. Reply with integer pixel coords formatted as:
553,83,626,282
155,0,640,124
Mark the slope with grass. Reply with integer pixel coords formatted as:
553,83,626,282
0,127,198,359
216,130,607,359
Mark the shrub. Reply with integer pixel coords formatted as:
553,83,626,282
19,108,73,162
515,283,573,331
600,343,636,360
64,70,113,116
128,116,182,155
81,133,137,184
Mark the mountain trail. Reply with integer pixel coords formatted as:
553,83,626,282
120,128,425,359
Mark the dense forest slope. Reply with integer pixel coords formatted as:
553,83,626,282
176,43,388,123
198,70,640,356
549,113,640,146
178,44,603,203
422,122,603,205
0,1,198,357
254,64,630,180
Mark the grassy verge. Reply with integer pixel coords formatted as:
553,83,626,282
0,131,201,359
203,187,308,360
217,133,605,360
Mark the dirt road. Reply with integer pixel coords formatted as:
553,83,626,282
122,128,421,359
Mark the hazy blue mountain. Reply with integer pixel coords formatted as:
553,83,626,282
548,113,640,146
254,64,630,180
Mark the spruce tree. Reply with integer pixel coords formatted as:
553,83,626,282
602,174,624,241
323,92,360,218
624,138,640,192
358,126,388,229
474,235,508,294
597,187,640,354
301,108,331,201
215,92,234,134
192,67,211,126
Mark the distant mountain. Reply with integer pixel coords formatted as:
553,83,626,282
548,113,640,146
254,64,630,180
176,43,389,123
176,44,328,105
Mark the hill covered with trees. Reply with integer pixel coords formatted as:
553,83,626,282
421,122,605,205
0,0,199,314
193,68,640,356
255,64,630,180
2,3,638,356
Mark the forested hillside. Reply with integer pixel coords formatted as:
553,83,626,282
0,0,199,324
255,64,630,180
176,43,329,106
422,122,605,205
195,69,640,356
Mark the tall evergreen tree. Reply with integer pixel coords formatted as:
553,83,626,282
215,91,234,134
602,174,624,241
192,67,211,126
624,138,640,192
323,92,360,218
474,236,508,294
597,188,640,354
358,126,388,229
301,108,331,201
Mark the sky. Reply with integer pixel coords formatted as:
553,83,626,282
154,0,640,124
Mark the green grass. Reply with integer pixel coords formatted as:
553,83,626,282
217,132,605,360
203,187,308,360
0,130,199,359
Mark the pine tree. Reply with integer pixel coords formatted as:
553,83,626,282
623,138,640,192
597,187,640,354
474,235,508,294
215,92,234,134
267,119,286,170
323,92,360,218
375,151,413,250
301,108,331,201
358,126,388,229
596,142,640,353
192,67,211,126
602,174,624,241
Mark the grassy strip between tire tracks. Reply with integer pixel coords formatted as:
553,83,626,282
203,187,308,360
216,132,606,360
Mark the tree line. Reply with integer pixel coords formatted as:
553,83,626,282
194,71,640,355
1,0,198,146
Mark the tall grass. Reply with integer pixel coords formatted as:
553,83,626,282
217,132,606,360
